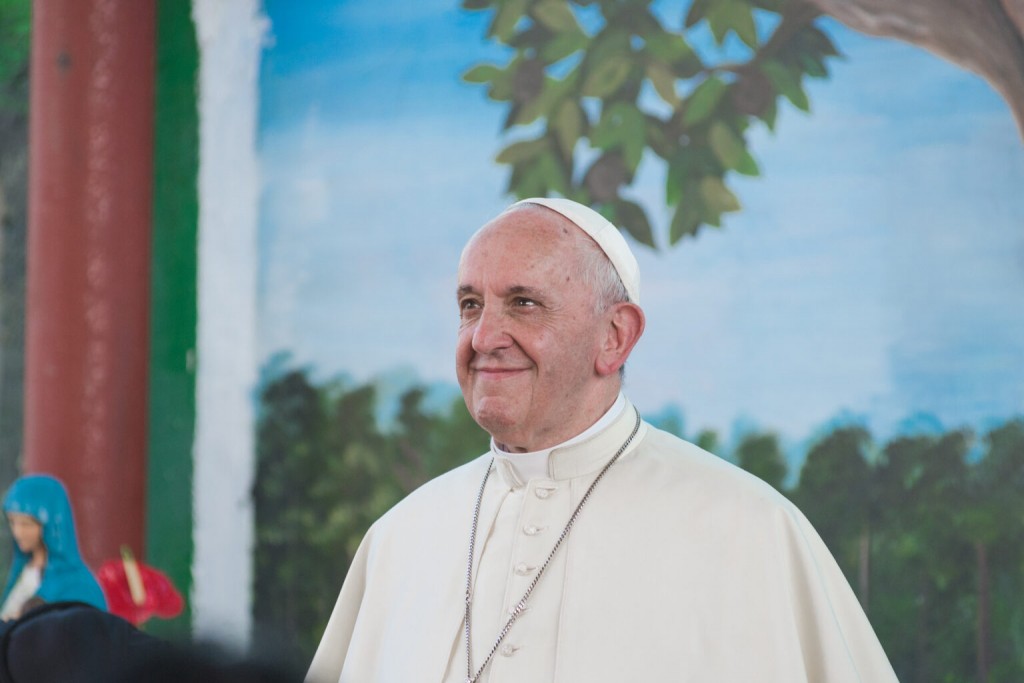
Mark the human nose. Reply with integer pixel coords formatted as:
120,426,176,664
471,304,512,354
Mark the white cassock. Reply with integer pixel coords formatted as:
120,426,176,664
307,398,899,683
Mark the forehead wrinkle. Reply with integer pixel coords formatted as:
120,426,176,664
458,205,589,296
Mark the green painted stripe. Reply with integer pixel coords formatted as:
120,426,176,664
147,0,199,639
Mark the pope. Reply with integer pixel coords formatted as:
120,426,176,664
307,198,898,683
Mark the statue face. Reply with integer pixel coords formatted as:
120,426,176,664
7,512,43,556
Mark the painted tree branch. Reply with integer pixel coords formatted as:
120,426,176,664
806,0,1024,139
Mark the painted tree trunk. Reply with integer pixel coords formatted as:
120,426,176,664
858,526,871,609
975,540,991,683
808,0,1024,139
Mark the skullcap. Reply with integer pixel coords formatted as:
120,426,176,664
509,197,641,304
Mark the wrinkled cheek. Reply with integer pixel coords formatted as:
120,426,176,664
455,336,474,383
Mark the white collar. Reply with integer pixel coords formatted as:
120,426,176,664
491,393,627,483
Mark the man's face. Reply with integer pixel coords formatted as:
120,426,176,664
7,512,43,555
456,207,612,451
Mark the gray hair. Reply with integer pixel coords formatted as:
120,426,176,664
571,230,631,380
571,229,630,313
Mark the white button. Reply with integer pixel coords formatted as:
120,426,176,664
514,562,535,576
500,643,520,657
535,487,553,499
523,524,545,536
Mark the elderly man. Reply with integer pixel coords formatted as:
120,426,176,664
307,198,897,683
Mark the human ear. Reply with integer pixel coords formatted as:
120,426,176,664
595,302,645,377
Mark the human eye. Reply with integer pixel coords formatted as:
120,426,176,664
513,297,537,307
459,297,481,316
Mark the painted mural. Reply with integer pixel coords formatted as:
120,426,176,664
254,0,1024,679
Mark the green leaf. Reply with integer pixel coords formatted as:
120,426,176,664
788,84,809,111
706,8,729,45
719,0,759,49
508,160,529,192
462,64,503,84
665,166,682,207
708,121,745,170
699,176,742,213
762,61,809,112
495,137,549,164
483,55,520,101
512,68,577,127
683,76,726,125
502,103,523,129
591,102,645,152
489,0,530,42
585,27,631,70
532,0,581,33
735,149,760,176
623,134,645,173
645,118,673,160
644,30,695,65
646,60,680,107
665,151,696,207
805,26,841,58
590,114,621,149
462,0,495,9
669,201,702,243
541,30,588,64
620,103,647,142
489,83,514,102
581,55,633,98
552,100,584,160
665,172,680,208
684,0,712,29
800,52,828,79
513,77,556,126
510,158,547,198
535,150,569,195
614,198,656,247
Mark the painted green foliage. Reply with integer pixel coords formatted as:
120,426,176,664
254,358,1024,678
0,0,29,578
251,364,489,662
462,0,837,245
0,0,30,114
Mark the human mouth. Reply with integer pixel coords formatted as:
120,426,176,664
473,366,527,378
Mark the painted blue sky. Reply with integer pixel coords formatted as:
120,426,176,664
257,0,1024,450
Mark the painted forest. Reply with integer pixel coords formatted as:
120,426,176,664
253,363,1024,683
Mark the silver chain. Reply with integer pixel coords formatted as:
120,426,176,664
463,408,642,683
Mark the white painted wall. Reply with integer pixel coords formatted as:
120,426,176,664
191,0,267,647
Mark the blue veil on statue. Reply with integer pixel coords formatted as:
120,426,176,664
2,474,107,612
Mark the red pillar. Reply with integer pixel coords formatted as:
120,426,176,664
25,0,155,568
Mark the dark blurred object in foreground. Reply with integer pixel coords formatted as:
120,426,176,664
0,601,166,683
0,601,301,683
112,641,302,683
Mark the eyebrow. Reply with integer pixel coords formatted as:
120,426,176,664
506,285,545,299
456,284,546,299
